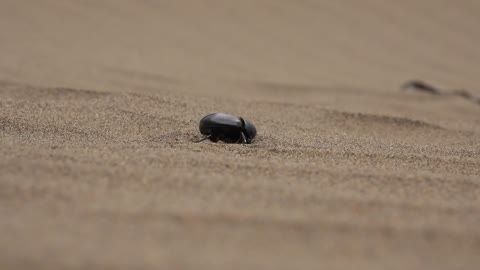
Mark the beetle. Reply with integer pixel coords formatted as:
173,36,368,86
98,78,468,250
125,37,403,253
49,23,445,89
197,113,257,144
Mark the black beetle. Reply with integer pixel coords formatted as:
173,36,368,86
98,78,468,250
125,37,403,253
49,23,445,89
197,113,257,144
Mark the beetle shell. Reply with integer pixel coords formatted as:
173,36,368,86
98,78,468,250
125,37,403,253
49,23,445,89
200,113,242,135
199,113,256,144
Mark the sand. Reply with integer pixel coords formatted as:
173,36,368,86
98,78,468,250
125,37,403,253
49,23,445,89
1,1,479,269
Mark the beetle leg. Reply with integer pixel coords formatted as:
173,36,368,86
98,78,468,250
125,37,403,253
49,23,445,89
239,132,249,144
238,118,250,144
196,136,211,143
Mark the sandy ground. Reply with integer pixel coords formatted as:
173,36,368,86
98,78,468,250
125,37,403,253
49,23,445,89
1,1,480,269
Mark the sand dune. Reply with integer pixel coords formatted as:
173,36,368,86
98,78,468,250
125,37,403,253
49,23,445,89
1,1,479,269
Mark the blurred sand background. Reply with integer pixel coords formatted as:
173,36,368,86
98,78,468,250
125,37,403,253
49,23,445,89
1,1,479,269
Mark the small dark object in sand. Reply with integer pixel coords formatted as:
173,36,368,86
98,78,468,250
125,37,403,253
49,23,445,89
197,113,257,144
401,80,440,95
401,80,479,106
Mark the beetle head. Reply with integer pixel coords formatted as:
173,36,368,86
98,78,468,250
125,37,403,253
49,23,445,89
239,117,256,144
